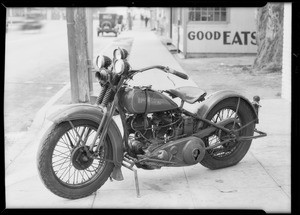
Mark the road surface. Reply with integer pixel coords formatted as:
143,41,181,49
4,20,116,134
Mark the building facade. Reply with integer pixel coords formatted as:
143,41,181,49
154,7,258,58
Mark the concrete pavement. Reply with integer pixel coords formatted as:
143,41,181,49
4,23,291,212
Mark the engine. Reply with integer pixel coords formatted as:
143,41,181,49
126,110,182,154
125,108,207,169
125,110,203,168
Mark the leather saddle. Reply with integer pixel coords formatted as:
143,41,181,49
166,86,207,104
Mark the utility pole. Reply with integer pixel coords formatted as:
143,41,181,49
86,8,94,93
66,8,90,103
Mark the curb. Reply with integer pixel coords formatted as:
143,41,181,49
5,83,70,170
29,83,71,132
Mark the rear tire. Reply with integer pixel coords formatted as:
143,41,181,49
199,98,255,170
37,119,114,199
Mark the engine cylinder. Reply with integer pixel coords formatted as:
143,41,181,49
183,116,194,135
128,138,145,155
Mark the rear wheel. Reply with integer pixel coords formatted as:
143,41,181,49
199,98,255,170
37,119,114,199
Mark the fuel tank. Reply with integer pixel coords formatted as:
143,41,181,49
120,87,178,114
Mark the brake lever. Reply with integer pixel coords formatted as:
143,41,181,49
166,74,176,86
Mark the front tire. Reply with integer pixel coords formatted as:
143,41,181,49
37,119,114,199
199,98,255,170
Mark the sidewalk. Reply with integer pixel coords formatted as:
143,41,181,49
4,24,291,212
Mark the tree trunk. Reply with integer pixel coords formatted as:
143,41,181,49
252,3,284,73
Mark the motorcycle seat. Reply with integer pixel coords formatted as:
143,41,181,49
167,86,207,104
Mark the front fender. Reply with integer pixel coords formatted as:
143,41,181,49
47,104,123,167
196,90,258,121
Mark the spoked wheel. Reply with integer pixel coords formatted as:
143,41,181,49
37,119,114,199
199,98,255,170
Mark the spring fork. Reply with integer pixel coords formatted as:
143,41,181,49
88,107,108,152
96,83,108,105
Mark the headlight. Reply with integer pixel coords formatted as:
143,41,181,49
95,69,109,83
96,55,112,68
113,48,128,60
114,59,130,74
114,59,125,74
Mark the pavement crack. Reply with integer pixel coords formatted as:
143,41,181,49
91,191,98,208
182,167,197,208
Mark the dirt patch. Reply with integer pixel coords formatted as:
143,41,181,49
173,55,282,100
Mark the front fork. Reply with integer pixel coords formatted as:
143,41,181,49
88,97,118,154
88,94,141,197
87,75,125,155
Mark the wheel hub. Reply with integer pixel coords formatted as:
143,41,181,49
219,122,241,148
71,146,94,170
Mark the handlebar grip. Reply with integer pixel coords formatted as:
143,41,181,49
168,68,189,80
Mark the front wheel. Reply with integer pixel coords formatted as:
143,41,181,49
199,97,255,170
37,119,114,199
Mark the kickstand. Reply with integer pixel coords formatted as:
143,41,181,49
122,157,141,198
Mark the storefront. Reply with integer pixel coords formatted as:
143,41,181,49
156,7,258,58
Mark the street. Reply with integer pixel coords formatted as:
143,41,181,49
4,20,116,134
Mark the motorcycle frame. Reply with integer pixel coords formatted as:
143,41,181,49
38,51,269,199
44,64,267,186
89,69,266,157
48,65,266,171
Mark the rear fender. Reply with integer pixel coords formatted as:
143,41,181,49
47,104,123,167
196,90,258,121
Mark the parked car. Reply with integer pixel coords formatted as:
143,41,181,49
97,13,119,37
6,16,26,31
21,12,44,31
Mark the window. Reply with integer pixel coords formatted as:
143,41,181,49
189,7,227,22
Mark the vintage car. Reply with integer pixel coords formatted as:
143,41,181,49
97,13,119,37
21,12,44,30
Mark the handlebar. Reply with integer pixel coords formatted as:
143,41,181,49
166,67,189,80
129,65,189,80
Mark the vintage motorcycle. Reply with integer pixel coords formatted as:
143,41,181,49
37,48,266,199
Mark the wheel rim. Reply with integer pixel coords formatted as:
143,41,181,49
206,108,242,158
51,124,107,187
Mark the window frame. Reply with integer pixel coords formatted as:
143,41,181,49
188,7,230,24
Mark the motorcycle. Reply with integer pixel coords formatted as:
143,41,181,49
37,48,266,199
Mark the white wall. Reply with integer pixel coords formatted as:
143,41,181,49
172,25,184,51
281,3,291,102
186,8,258,54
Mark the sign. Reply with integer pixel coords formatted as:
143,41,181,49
188,30,256,45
